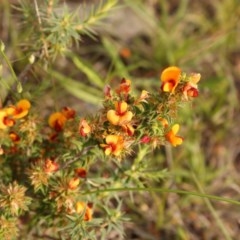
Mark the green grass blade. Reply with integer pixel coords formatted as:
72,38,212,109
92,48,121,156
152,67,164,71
70,54,104,88
83,187,240,206
102,37,129,78
49,70,102,105
192,171,232,240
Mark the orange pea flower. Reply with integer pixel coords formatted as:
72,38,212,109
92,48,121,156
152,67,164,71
165,124,183,147
79,119,91,137
6,99,31,119
76,202,93,221
122,123,135,136
0,110,15,129
183,73,201,100
61,107,76,119
104,85,112,99
74,168,87,178
48,112,67,131
116,78,131,95
100,135,124,156
44,158,59,173
161,66,181,93
9,132,20,143
107,101,133,126
68,177,80,190
158,117,169,128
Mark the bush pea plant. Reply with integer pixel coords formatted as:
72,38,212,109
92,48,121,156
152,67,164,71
0,54,201,239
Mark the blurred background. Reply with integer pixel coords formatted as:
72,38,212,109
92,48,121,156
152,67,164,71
0,0,240,239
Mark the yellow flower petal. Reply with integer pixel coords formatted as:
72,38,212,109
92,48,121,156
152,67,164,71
172,124,180,134
105,147,112,155
79,119,91,136
102,135,124,156
116,101,128,114
119,111,133,125
162,82,174,92
5,107,15,115
0,111,7,129
76,202,92,221
189,73,201,84
107,110,120,125
106,135,118,144
172,136,183,147
165,124,183,147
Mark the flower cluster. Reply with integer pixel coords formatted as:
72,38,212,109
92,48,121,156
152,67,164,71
97,67,200,158
0,66,200,239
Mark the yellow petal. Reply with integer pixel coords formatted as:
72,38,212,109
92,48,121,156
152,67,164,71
0,111,7,129
105,147,112,155
119,111,133,125
172,136,183,147
76,201,85,214
107,110,120,125
106,135,118,144
162,82,174,92
172,124,180,134
189,73,201,84
115,101,128,114
5,107,15,115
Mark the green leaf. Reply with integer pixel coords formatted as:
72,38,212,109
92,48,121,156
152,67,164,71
102,37,129,78
49,70,102,105
70,54,104,88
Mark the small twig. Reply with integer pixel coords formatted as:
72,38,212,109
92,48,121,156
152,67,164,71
33,0,49,58
33,0,42,25
61,146,95,169
2,51,42,106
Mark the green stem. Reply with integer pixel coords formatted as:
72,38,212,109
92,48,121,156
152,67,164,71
0,41,22,92
191,172,232,240
83,187,240,206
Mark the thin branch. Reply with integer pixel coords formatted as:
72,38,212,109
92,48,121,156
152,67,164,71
61,146,95,169
33,0,49,58
33,0,42,25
